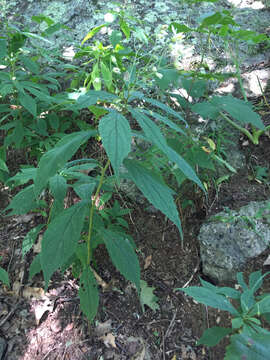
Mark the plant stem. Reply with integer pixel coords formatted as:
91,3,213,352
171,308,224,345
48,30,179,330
87,158,110,265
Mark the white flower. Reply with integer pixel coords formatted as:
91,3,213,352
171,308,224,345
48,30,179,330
113,67,121,74
104,13,114,23
156,72,163,79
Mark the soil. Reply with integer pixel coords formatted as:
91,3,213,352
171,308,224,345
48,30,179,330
0,96,270,360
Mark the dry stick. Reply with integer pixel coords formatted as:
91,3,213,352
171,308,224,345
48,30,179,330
0,300,23,327
162,310,177,360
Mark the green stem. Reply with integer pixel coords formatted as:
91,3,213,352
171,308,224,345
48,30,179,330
219,112,255,144
87,159,110,265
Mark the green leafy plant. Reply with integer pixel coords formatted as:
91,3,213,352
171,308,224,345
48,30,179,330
0,17,72,158
4,79,205,321
176,271,270,359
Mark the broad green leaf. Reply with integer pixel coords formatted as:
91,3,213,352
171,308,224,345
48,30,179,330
140,280,160,312
22,224,44,258
29,254,42,280
169,22,193,33
177,287,239,315
249,271,263,293
212,96,265,130
143,97,187,125
100,61,112,90
79,267,99,322
124,159,182,238
241,289,255,313
249,295,270,316
141,109,186,135
0,266,9,287
99,111,131,176
32,14,54,26
73,183,96,201
49,174,67,218
6,167,36,186
49,175,67,204
155,68,180,90
41,201,88,288
120,19,130,39
5,185,41,215
130,109,205,192
81,24,107,45
110,30,122,48
18,93,37,117
34,131,96,196
21,31,53,44
0,158,8,172
197,327,232,347
191,101,220,120
20,55,40,74
103,230,140,292
91,63,101,91
237,272,249,291
0,39,7,59
200,278,240,299
225,333,270,360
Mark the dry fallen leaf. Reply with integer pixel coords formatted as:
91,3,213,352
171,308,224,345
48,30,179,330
22,286,45,300
100,333,116,348
144,255,152,270
34,298,53,325
95,320,112,337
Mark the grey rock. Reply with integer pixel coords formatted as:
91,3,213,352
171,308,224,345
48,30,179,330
0,338,7,360
198,200,270,282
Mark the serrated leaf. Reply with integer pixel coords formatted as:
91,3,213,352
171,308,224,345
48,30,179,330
249,295,270,316
79,267,99,322
140,280,159,312
103,230,140,292
225,333,270,360
191,101,220,120
22,224,44,258
0,39,7,59
34,131,96,196
241,289,255,313
120,19,130,39
197,327,232,347
0,266,9,287
5,185,40,215
20,55,40,74
141,109,186,135
249,271,263,293
41,201,88,288
177,287,239,315
0,158,8,172
124,159,182,238
130,109,204,192
91,63,101,91
100,62,112,90
73,183,95,201
143,97,187,125
212,96,265,130
99,111,131,176
237,272,249,291
6,167,36,186
18,93,37,117
29,254,42,280
49,174,67,203
81,24,107,45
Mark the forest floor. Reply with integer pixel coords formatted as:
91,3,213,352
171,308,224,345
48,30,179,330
0,90,270,360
